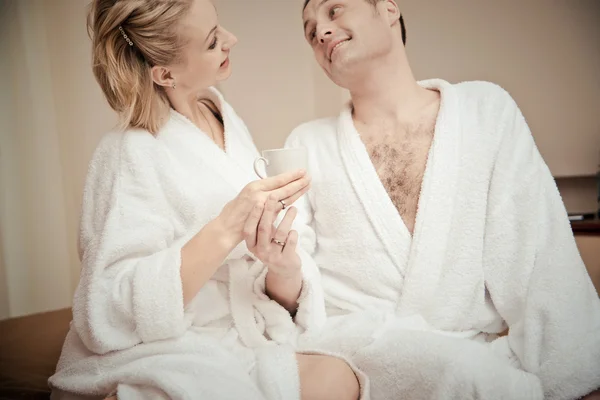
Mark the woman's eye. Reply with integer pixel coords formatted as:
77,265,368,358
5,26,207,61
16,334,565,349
209,36,218,50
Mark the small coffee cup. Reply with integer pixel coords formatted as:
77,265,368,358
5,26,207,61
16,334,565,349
253,147,308,179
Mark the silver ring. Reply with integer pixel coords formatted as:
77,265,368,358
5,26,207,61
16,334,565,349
272,238,286,246
279,199,287,210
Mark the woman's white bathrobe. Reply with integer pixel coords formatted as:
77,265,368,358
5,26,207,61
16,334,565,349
286,79,600,400
48,88,325,400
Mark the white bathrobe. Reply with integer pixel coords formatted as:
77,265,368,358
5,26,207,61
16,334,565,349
285,79,600,400
49,88,326,400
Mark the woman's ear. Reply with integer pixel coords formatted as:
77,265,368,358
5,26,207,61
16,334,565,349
151,66,175,89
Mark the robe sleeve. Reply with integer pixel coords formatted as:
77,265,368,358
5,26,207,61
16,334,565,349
231,179,326,345
73,132,191,355
281,133,327,333
483,92,600,400
288,193,326,332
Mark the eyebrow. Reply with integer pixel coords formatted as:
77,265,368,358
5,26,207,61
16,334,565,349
304,0,330,10
204,25,218,44
303,0,331,32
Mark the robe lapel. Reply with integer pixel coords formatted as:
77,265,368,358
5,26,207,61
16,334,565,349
159,93,260,277
337,108,412,276
161,89,257,194
209,87,262,185
396,79,462,317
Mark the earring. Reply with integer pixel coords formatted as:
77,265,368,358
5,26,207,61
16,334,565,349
172,82,176,89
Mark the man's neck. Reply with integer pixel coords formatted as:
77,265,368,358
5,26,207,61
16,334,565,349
348,51,433,128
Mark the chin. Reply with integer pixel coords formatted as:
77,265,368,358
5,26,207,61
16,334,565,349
216,66,233,81
328,55,361,86
323,67,350,90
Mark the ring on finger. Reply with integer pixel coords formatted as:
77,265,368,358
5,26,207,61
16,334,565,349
271,238,286,246
279,199,287,210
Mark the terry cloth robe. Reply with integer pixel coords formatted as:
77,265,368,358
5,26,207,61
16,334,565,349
285,79,600,400
48,87,326,400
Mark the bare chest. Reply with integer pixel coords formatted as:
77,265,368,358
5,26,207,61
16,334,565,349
363,123,435,234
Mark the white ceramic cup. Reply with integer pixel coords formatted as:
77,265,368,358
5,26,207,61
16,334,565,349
253,147,308,179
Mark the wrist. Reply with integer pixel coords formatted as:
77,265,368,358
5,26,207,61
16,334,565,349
207,217,239,254
265,269,303,312
266,268,303,283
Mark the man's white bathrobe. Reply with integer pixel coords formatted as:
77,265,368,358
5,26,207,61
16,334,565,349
286,79,600,400
49,88,325,400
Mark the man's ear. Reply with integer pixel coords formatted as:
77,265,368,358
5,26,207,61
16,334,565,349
382,0,400,27
151,65,175,89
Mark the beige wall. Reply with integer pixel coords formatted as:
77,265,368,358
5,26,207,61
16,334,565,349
213,0,347,151
401,0,600,178
0,0,117,318
43,0,119,290
0,1,13,320
0,0,597,318
1,0,74,317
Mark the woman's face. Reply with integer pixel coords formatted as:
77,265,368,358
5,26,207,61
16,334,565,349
167,0,237,92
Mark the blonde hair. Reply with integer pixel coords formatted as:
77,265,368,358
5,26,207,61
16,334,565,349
87,0,193,134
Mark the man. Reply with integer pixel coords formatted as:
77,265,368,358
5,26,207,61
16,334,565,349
286,0,600,399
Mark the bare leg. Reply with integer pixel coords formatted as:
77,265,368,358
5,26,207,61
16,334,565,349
104,355,359,400
296,353,360,400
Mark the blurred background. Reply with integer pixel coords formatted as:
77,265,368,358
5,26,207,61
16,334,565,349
0,0,599,321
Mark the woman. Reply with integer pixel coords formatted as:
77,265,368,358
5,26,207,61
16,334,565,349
48,0,360,399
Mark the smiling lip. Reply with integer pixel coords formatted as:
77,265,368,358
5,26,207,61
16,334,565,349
220,57,229,68
328,38,349,60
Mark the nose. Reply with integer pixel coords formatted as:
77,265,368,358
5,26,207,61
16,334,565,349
221,28,238,50
316,25,334,44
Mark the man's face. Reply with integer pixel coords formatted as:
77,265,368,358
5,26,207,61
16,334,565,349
302,0,396,85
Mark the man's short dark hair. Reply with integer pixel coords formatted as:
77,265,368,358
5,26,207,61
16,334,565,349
303,0,407,45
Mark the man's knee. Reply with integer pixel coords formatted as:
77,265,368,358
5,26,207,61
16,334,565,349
297,354,360,400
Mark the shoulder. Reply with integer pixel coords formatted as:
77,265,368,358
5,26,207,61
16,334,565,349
79,128,175,255
84,127,172,204
452,80,520,116
446,80,527,144
91,127,166,177
285,116,338,147
453,81,539,161
81,128,170,219
453,80,508,98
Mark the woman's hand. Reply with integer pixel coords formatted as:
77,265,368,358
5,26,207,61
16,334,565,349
246,198,302,277
214,169,310,252
181,171,308,306
246,197,305,312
